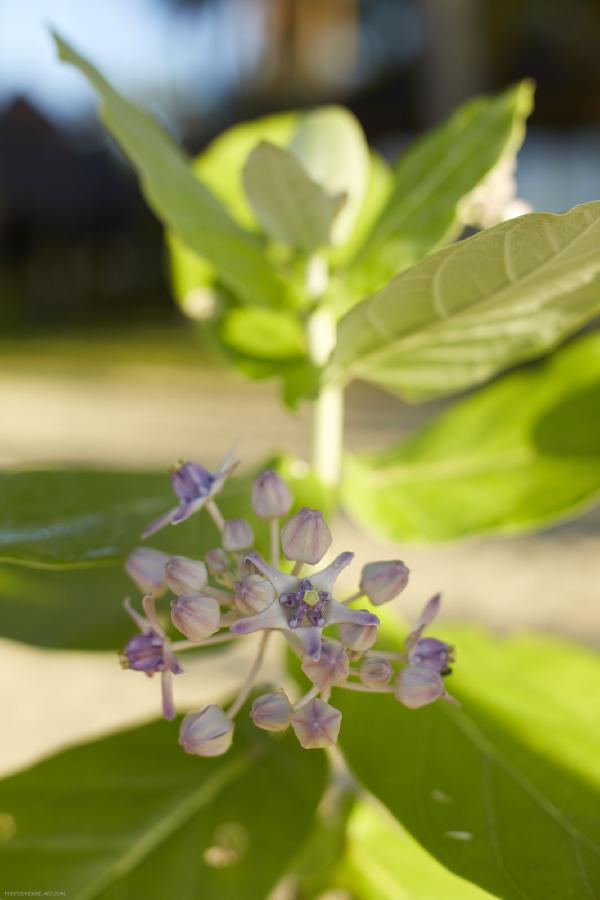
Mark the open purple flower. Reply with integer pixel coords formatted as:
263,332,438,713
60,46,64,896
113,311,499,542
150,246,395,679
230,551,379,660
142,447,238,538
120,594,183,719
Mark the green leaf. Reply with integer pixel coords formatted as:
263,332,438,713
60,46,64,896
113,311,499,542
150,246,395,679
221,306,307,360
167,112,298,308
0,469,257,569
0,716,327,899
342,331,600,540
290,105,370,246
352,80,534,290
338,800,494,899
0,563,130,649
242,141,346,251
336,626,600,900
329,201,600,401
53,33,292,309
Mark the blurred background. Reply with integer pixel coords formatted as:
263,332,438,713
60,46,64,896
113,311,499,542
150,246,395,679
1,3,600,773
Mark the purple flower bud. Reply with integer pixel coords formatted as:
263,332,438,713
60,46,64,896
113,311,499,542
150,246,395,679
125,547,170,596
360,656,393,687
301,641,349,690
338,622,378,653
234,574,275,615
291,698,342,749
206,548,230,575
251,469,293,519
410,637,454,674
121,630,166,672
395,665,446,709
281,507,332,565
171,592,220,642
251,690,293,732
359,560,410,606
222,518,255,553
165,556,208,595
179,705,234,757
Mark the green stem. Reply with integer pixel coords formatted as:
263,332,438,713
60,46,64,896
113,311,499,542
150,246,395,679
306,256,344,488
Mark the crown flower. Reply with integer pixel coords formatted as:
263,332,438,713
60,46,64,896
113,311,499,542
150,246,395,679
119,450,457,752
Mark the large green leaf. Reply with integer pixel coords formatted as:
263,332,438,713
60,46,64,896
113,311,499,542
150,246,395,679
338,800,494,899
0,469,257,569
0,716,327,899
342,330,600,540
329,202,600,401
242,141,346,251
290,105,370,246
53,33,292,309
336,626,600,900
351,80,533,291
167,112,298,307
0,563,130,649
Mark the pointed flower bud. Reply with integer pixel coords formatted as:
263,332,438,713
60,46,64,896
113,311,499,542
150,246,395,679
234,574,275,615
338,621,378,653
395,665,446,709
125,547,170,596
206,548,230,575
222,518,255,553
252,469,293,519
171,592,220,642
410,637,454,675
301,640,349,690
251,690,293,732
179,705,234,757
281,507,332,565
291,698,342,749
165,556,208,595
359,560,409,606
360,656,393,687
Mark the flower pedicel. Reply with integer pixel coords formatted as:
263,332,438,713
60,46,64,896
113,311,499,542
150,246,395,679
120,451,457,755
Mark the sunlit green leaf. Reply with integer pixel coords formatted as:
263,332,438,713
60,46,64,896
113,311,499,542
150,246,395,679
242,141,345,251
0,716,327,899
290,105,370,245
352,80,533,291
330,202,600,401
337,626,600,900
342,331,600,540
53,33,293,309
221,307,307,360
338,800,495,900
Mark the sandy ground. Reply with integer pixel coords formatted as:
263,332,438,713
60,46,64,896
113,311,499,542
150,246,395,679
1,342,599,776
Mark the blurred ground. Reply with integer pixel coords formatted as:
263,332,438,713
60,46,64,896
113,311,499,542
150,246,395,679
1,326,599,776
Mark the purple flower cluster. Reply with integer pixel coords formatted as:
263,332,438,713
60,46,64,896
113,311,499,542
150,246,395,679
120,452,456,757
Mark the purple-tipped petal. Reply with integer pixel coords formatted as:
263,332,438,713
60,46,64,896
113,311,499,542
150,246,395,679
417,593,441,630
122,631,165,672
171,495,209,526
326,599,380,628
161,670,176,720
230,601,287,635
245,551,297,596
142,507,177,539
395,665,445,709
311,552,354,595
142,594,164,636
295,626,322,661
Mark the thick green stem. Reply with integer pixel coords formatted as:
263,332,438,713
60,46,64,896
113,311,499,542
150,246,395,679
306,256,344,488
